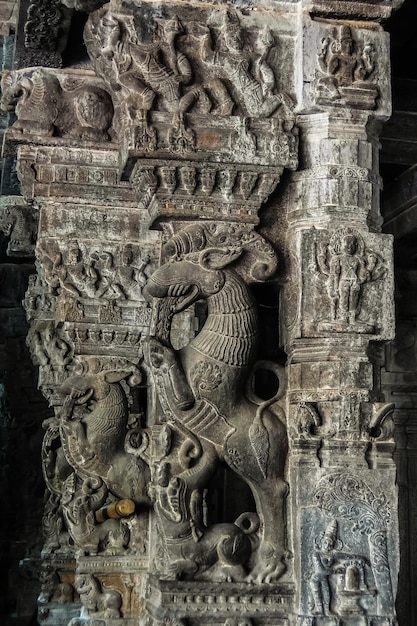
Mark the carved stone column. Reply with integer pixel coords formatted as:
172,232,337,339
382,167,417,625
283,5,399,626
0,0,402,625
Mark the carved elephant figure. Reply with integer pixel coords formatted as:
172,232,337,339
155,471,260,581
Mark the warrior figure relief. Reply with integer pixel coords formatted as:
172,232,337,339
194,11,287,118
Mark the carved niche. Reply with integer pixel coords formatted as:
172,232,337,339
299,473,396,623
316,25,379,110
296,228,394,341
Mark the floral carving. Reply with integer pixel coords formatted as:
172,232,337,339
314,474,391,532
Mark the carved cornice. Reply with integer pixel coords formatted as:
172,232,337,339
307,0,404,21
147,576,296,619
83,3,299,223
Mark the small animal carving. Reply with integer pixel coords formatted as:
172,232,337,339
38,564,74,605
74,573,122,619
61,475,130,556
1,69,60,135
59,367,151,505
1,69,113,140
0,200,37,256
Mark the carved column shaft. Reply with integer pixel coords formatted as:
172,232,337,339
282,11,399,625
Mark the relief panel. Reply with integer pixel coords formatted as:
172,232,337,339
144,223,289,585
298,229,394,342
297,472,398,623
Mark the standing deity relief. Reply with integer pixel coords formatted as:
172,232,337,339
315,228,387,334
27,321,73,389
305,473,394,620
307,517,376,619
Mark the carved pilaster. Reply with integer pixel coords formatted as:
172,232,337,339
283,8,398,625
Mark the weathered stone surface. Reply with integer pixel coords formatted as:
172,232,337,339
0,0,406,624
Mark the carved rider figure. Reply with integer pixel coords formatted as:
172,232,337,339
195,10,284,117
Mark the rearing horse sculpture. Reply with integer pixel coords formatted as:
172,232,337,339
144,224,288,583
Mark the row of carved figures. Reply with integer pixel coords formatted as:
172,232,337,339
36,240,149,302
0,17,378,149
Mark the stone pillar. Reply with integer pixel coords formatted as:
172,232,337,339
283,7,399,625
0,1,402,625
382,166,417,625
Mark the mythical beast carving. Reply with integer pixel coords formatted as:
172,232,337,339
144,223,288,583
0,197,37,257
61,474,130,556
58,363,151,506
68,573,122,625
1,68,114,140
